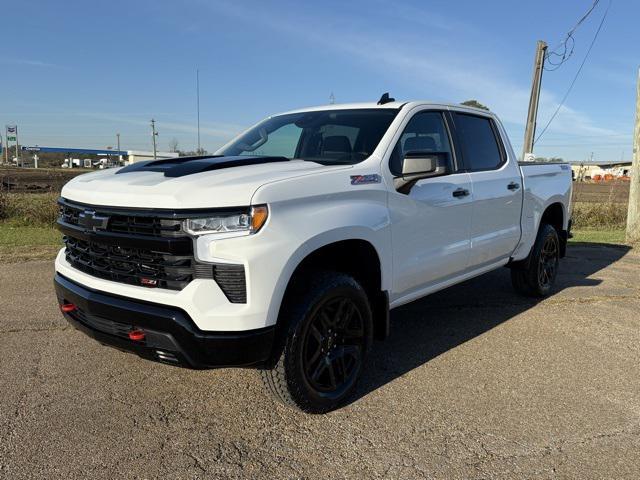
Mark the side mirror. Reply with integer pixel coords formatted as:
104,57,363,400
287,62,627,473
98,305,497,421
395,151,450,193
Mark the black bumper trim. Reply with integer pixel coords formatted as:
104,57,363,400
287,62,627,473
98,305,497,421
54,273,274,369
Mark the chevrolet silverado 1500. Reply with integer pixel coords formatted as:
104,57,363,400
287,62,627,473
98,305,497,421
55,97,572,412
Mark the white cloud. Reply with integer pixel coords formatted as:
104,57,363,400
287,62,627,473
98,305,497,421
81,113,244,139
1,59,59,68
201,0,623,154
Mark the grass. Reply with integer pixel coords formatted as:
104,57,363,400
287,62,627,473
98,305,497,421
571,201,627,230
0,192,59,226
0,222,62,263
569,201,629,246
0,192,62,262
569,228,627,246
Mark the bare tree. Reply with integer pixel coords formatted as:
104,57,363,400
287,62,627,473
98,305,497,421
168,138,179,153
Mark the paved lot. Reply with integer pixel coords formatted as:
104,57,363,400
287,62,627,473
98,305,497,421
1,244,639,479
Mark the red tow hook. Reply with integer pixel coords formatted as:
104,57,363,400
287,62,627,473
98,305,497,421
60,303,77,313
128,329,146,342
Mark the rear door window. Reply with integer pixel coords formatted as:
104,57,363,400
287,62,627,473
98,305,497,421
451,113,504,171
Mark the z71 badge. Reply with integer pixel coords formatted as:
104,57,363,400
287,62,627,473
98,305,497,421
350,174,381,185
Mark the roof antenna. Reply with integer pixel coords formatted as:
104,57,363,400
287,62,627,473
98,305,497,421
377,92,395,105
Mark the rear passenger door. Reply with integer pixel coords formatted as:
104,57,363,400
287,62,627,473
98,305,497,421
449,111,523,268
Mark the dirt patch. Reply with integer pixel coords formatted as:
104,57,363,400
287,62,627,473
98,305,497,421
572,181,629,204
0,167,87,193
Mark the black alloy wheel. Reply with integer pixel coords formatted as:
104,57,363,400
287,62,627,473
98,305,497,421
511,223,561,297
301,296,365,397
261,272,373,413
538,234,559,289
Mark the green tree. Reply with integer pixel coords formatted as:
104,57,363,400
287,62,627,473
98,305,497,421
461,99,490,111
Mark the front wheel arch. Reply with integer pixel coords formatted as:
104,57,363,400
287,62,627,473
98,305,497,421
266,238,388,368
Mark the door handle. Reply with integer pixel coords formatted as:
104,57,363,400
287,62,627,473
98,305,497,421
452,188,470,198
507,182,520,191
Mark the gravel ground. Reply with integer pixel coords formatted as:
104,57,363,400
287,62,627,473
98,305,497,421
1,244,639,479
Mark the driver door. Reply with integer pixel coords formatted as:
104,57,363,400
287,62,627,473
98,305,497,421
388,110,473,302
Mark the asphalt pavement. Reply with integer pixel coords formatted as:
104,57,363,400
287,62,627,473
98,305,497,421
1,244,639,479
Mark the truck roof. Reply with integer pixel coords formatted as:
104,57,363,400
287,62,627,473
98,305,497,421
277,101,494,116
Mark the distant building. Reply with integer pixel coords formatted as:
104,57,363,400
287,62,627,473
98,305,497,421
126,150,180,164
19,145,181,169
569,160,632,182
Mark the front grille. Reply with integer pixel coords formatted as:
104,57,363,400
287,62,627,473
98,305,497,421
59,200,182,237
65,236,195,290
58,198,247,300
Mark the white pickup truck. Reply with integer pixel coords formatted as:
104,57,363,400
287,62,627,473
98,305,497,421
54,97,572,412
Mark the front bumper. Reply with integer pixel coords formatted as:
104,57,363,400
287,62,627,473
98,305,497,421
54,273,275,369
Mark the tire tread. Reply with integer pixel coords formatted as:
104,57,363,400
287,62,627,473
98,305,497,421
260,271,371,413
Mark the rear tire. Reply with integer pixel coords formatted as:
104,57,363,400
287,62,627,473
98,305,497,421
261,272,373,413
511,223,560,297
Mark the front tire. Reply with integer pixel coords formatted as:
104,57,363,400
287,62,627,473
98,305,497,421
261,272,373,413
511,223,560,297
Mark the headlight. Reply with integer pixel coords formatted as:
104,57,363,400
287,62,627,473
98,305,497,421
183,205,268,236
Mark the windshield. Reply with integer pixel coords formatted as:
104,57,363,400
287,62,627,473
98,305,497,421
218,108,399,165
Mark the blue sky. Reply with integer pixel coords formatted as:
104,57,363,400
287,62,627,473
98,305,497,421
1,0,637,161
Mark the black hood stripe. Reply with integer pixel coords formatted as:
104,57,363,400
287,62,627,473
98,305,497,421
116,155,290,178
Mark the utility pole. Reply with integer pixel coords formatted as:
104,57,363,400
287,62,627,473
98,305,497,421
196,69,201,154
151,119,158,159
116,133,122,164
3,127,7,164
522,40,548,161
626,67,640,244
16,125,20,167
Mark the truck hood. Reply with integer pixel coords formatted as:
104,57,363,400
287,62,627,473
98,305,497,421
61,157,349,209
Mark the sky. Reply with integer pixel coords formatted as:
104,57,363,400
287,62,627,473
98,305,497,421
0,0,637,162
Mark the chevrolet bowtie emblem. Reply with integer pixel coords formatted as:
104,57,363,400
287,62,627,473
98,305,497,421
78,210,109,232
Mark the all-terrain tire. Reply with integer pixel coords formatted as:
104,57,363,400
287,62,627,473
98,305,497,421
511,223,561,297
260,272,373,413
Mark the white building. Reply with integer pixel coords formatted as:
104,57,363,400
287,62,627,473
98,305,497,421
570,160,632,181
126,150,180,164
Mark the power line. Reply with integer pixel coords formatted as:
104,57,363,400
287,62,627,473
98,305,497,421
534,0,611,145
544,0,601,71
